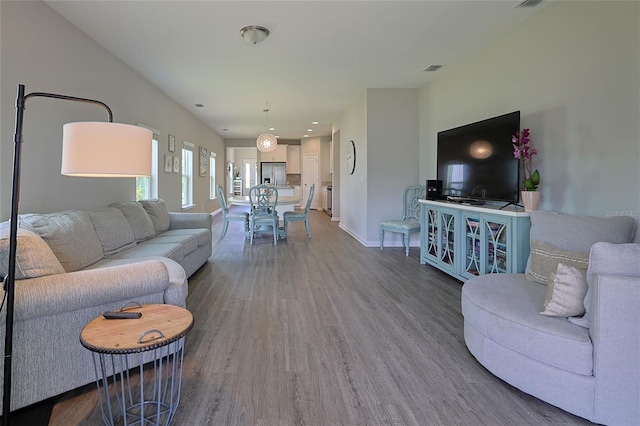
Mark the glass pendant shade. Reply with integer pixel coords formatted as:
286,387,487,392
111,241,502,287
256,132,278,152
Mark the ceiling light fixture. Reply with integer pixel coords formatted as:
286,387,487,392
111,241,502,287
240,26,270,45
424,64,443,72
256,102,277,152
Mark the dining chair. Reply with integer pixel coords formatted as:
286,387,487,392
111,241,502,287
248,184,279,245
217,184,249,238
379,184,426,256
283,184,315,238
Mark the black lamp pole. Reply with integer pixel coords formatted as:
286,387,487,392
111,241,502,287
2,84,113,425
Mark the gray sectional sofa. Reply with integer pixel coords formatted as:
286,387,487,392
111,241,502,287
462,211,638,424
0,199,212,412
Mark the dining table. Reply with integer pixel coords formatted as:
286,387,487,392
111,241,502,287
228,195,301,208
228,195,302,239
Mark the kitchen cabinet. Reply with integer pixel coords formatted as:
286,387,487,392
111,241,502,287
261,145,287,162
287,145,301,174
419,200,531,281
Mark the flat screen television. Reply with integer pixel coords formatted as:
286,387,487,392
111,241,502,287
437,111,520,204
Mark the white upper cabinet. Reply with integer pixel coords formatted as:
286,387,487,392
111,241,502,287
261,144,288,162
287,145,301,173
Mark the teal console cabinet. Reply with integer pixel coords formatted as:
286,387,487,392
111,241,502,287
419,200,531,281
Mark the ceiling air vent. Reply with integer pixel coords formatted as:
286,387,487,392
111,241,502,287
423,65,443,72
514,0,542,8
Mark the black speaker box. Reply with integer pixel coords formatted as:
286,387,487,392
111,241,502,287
426,179,443,200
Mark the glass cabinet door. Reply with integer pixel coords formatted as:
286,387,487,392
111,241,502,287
425,208,439,261
463,215,481,278
422,206,457,273
439,211,456,270
485,218,511,274
461,214,511,279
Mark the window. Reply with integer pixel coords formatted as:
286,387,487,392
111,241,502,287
135,125,159,201
182,141,194,207
209,152,217,199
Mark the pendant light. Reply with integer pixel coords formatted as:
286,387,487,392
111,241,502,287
256,102,277,153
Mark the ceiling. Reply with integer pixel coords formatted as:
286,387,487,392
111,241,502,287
45,1,547,141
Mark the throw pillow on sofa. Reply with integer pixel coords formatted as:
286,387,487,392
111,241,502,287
140,199,171,234
526,240,589,284
89,207,137,256
0,225,65,279
19,211,104,272
110,201,156,242
525,211,636,285
540,263,588,317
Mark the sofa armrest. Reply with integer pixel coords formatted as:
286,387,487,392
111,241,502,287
590,273,640,425
169,212,212,230
2,260,171,322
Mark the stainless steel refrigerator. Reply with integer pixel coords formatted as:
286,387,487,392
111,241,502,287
260,162,286,186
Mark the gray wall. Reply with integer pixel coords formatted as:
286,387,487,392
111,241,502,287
420,0,639,242
334,1,639,245
334,89,420,245
1,1,225,218
367,89,419,243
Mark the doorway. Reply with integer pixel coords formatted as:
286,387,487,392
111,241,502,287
303,153,319,209
243,159,257,195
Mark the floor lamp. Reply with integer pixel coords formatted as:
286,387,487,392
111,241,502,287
2,84,151,425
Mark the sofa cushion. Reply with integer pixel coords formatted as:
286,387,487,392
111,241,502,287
0,225,65,279
109,242,184,264
525,211,635,284
570,242,640,328
147,234,199,256
161,228,211,247
19,211,104,272
140,199,171,234
89,207,137,256
109,201,156,242
540,263,588,317
527,211,636,253
462,273,593,376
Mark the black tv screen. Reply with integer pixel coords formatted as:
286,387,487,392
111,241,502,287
437,111,520,203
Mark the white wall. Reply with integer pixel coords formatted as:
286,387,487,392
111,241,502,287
420,1,639,242
1,1,225,218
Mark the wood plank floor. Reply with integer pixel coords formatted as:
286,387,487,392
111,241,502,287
48,208,590,425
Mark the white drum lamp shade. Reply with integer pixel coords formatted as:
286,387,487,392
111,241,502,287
61,122,152,177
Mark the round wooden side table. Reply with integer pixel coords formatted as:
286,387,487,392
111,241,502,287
80,304,193,426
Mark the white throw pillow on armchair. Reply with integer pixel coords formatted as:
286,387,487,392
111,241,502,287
540,262,588,317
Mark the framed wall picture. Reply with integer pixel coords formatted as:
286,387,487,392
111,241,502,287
164,155,172,173
173,156,180,173
199,146,208,176
168,134,175,152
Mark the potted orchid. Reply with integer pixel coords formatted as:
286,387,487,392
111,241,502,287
512,128,540,191
513,128,540,211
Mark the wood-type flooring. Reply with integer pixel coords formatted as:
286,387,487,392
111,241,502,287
47,208,589,425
